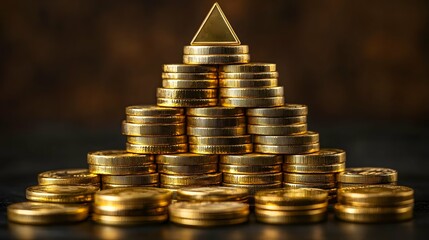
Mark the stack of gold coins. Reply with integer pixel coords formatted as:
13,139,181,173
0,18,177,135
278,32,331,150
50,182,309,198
335,185,414,223
26,185,99,203
219,64,284,107
220,154,283,197
248,104,318,154
183,45,250,65
283,149,346,203
92,187,172,225
7,202,90,224
157,153,221,191
123,105,187,154
87,150,158,189
169,201,249,227
176,186,249,203
337,167,398,188
38,169,100,187
187,107,252,154
157,64,218,107
255,188,328,224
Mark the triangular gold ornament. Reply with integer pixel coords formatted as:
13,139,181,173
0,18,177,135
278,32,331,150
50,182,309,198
190,2,241,45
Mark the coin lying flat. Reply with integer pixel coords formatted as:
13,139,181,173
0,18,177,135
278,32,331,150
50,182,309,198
102,173,159,185
92,214,168,225
222,183,282,195
220,154,283,165
7,202,89,224
89,164,157,175
126,143,187,154
157,88,217,99
26,185,99,203
283,162,346,173
188,135,251,145
183,54,250,65
94,187,172,207
101,183,159,190
221,63,276,72
169,201,249,219
219,72,279,79
157,98,218,107
160,173,222,186
170,215,248,227
187,107,244,116
220,79,278,88
161,72,217,80
223,173,282,184
93,204,167,216
187,116,245,128
284,173,336,183
158,164,218,175
247,104,308,117
248,116,307,126
189,144,253,154
156,153,218,165
183,45,249,55
187,126,246,136
125,105,184,116
337,185,414,207
255,188,328,206
220,87,284,98
87,150,154,166
126,115,185,124
122,122,185,136
162,64,217,73
176,186,249,202
334,204,413,223
127,135,187,145
162,79,218,89
285,149,346,165
255,208,326,224
220,164,281,174
221,97,284,108
337,167,398,184
253,132,317,146
38,169,99,186
255,143,319,154
248,124,307,135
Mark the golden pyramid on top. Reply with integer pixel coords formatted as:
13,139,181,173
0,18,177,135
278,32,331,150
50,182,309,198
191,2,241,45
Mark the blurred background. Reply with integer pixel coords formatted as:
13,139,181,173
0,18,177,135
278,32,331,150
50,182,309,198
0,0,428,179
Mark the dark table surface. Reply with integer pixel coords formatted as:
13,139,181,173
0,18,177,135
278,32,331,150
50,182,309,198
1,122,428,239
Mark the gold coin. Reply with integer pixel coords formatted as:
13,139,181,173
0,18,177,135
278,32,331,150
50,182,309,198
26,185,99,203
253,132,318,145
337,182,397,188
157,98,217,107
220,78,278,88
247,104,308,117
337,167,398,184
283,182,337,190
7,202,89,224
160,184,218,190
126,143,187,154
38,169,99,186
189,135,251,145
162,79,218,89
89,164,156,175
248,124,307,135
337,185,414,207
222,183,282,195
87,150,154,166
125,105,184,116
189,144,252,154
157,88,217,99
334,204,413,223
183,54,250,65
220,87,284,98
221,63,276,73
285,148,346,165
187,116,245,127
92,214,168,225
248,116,307,126
283,173,336,183
161,72,217,80
94,187,172,206
102,173,159,185
223,173,282,184
127,135,187,145
156,153,218,165
255,208,326,224
255,143,319,154
183,45,249,55
122,121,185,136
255,202,328,211
170,215,248,227
160,173,222,186
158,164,217,175
169,201,249,219
126,115,185,124
220,154,282,165
219,72,279,79
93,205,166,216
162,64,217,73
220,164,281,174
102,183,158,190
187,126,246,136
255,188,328,206
221,97,284,107
176,186,249,202
283,162,346,173
187,107,244,116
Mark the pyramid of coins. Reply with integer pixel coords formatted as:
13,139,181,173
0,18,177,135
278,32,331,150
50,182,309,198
7,3,414,227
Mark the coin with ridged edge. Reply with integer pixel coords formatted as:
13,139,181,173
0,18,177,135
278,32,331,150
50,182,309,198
127,135,187,145
255,143,320,154
334,204,413,223
221,63,276,73
220,154,283,165
283,182,337,190
255,208,327,224
102,183,159,189
219,72,279,79
160,173,222,186
190,144,253,154
157,88,217,99
187,107,244,116
247,104,308,117
220,78,278,88
26,185,99,203
126,143,187,154
161,72,217,80
87,150,154,166
170,215,248,227
162,64,217,73
157,98,217,107
187,126,246,136
169,201,249,219
94,187,172,206
248,124,307,135
337,185,414,207
189,135,251,145
38,169,99,186
183,54,250,65
220,164,281,174
183,45,249,55
187,116,245,127
158,164,218,175
248,116,307,126
89,164,157,175
156,153,218,165
176,186,249,202
253,132,317,145
220,87,284,98
162,79,218,89
122,122,185,136
92,214,168,225
285,149,346,165
284,173,336,183
126,115,185,124
255,188,328,206
222,183,282,195
283,162,345,173
93,205,167,216
221,97,284,107
337,167,398,184
125,105,184,116
223,173,282,184
102,173,159,185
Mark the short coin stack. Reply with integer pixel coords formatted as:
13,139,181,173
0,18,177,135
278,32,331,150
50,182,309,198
221,154,283,196
123,105,187,154
157,65,218,107
38,169,100,187
187,107,252,154
335,185,414,223
248,105,317,154
337,167,398,188
283,149,346,203
255,188,328,224
87,150,158,189
219,64,284,107
183,45,250,65
169,201,249,227
92,187,172,225
176,186,249,203
157,153,221,191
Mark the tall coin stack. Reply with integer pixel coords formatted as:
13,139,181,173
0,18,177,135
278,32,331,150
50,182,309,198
283,149,346,203
220,154,283,197
123,105,187,154
157,65,218,107
219,64,284,107
337,167,398,188
187,107,252,154
157,153,221,191
87,150,158,189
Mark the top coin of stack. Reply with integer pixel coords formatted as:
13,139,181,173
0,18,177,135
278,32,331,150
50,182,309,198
123,105,187,154
183,45,250,65
219,64,284,107
157,65,218,107
337,167,398,188
176,186,249,203
38,169,100,187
